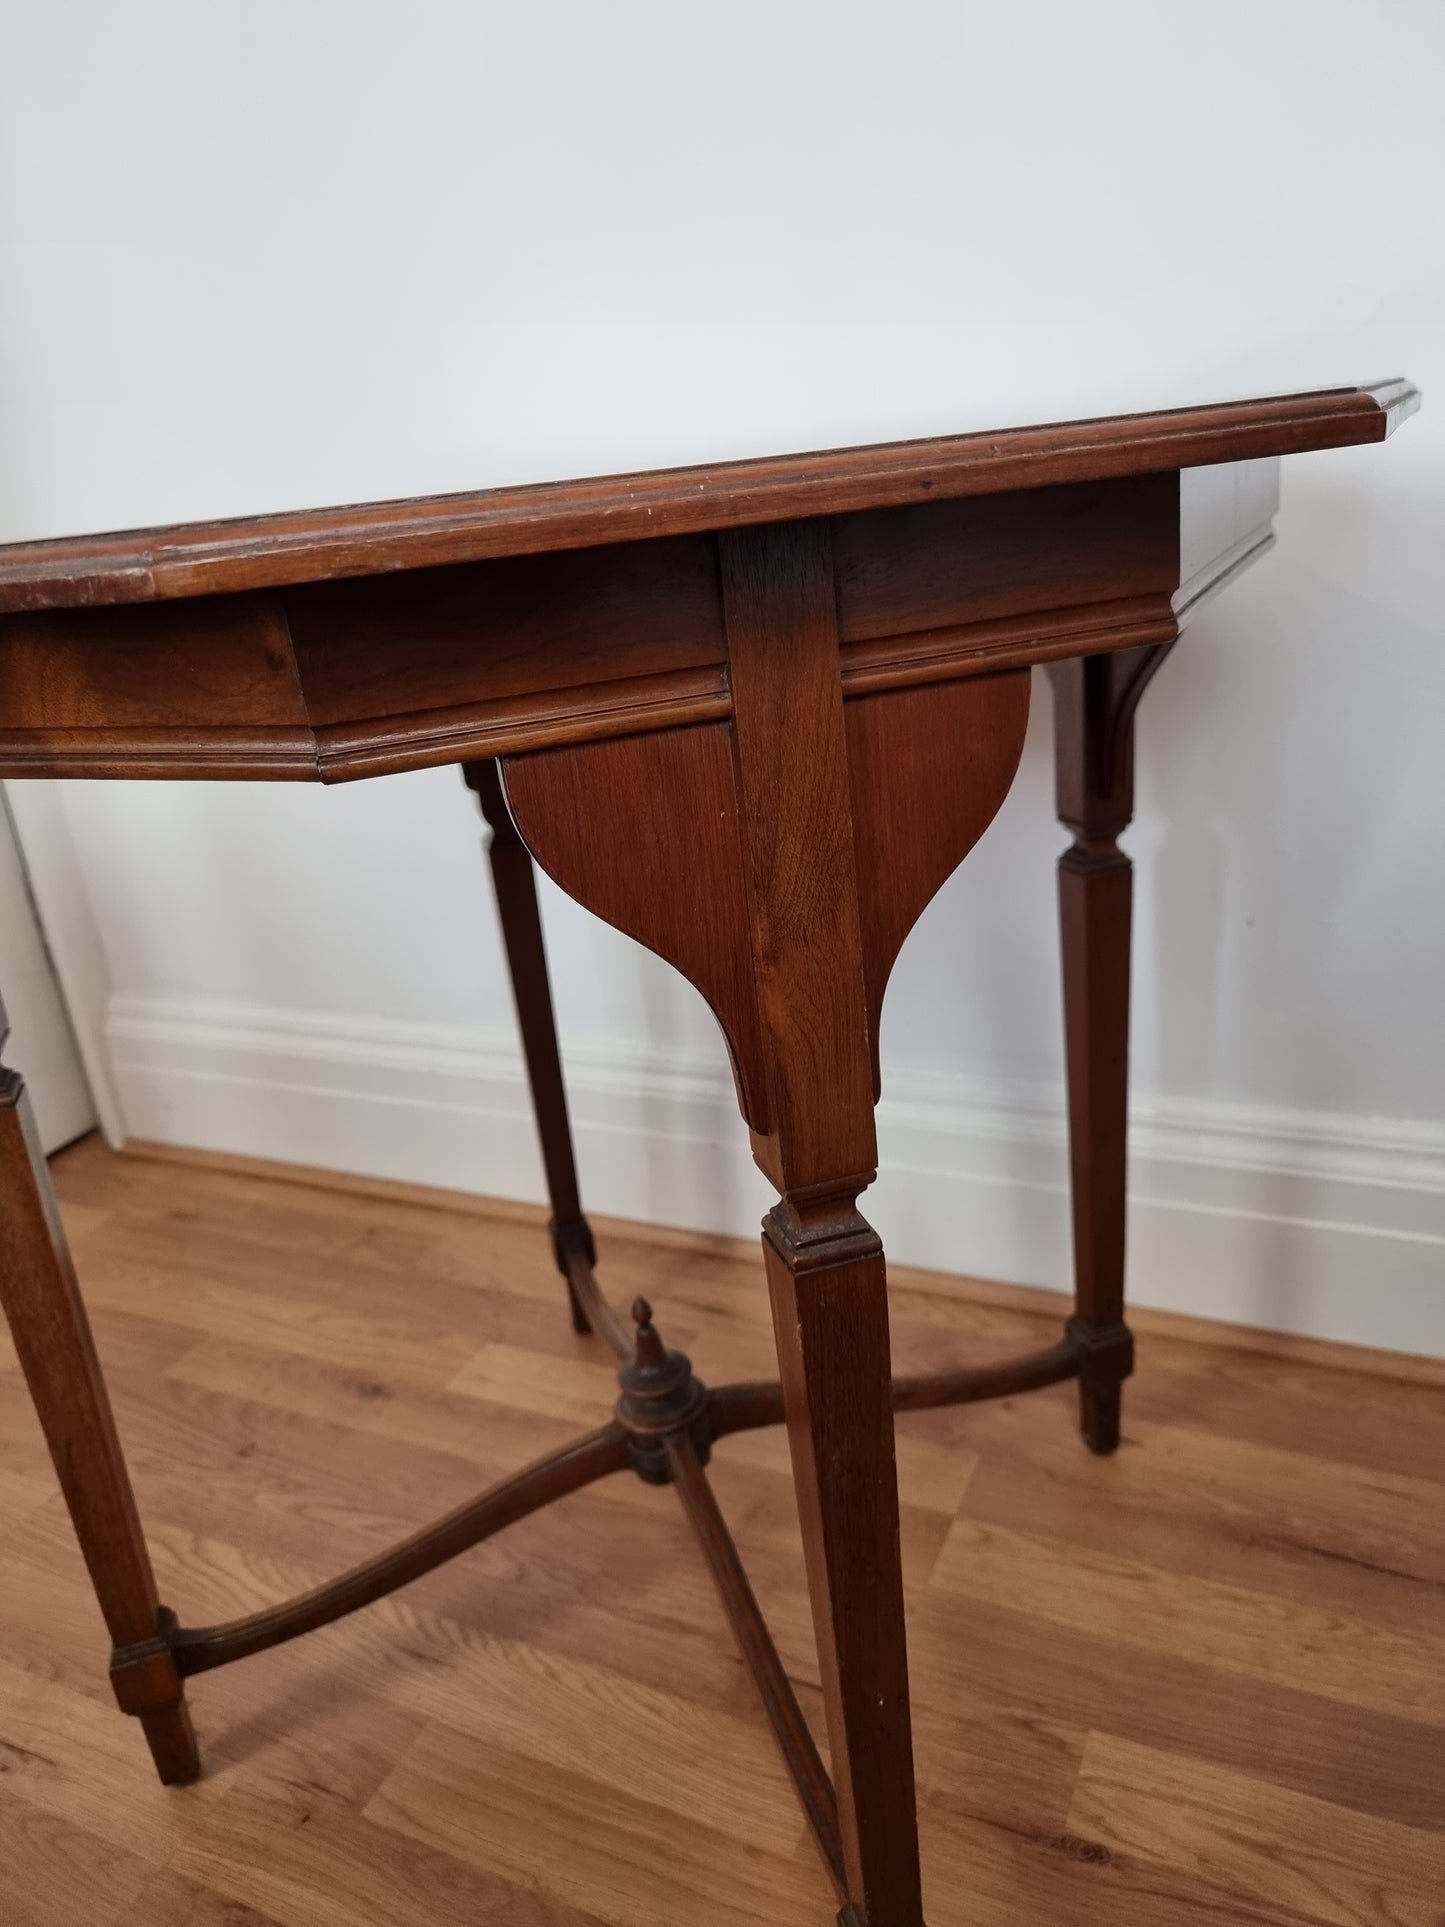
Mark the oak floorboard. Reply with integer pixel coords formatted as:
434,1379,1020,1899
163,1332,622,1473
915,1797,1319,1927
168,1776,606,1927
71,1247,482,1387
2,1139,1441,1926
364,1719,835,1927
0,1796,155,1927
954,1399,1445,1636
1067,1732,1445,1926
0,1662,225,1860
1123,1350,1445,1487
111,1866,286,1927
932,1516,1445,1724
908,1591,1445,1834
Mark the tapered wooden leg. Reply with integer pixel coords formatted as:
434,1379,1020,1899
464,758,594,1333
1050,645,1172,1454
763,1206,920,1924
0,999,198,1782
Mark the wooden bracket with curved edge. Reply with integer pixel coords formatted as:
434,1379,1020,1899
500,669,1031,1123
1050,639,1174,839
845,672,1030,1095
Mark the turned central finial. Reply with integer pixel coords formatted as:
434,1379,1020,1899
631,1296,666,1368
616,1294,708,1485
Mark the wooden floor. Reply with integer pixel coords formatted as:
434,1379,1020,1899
2,1139,1443,1927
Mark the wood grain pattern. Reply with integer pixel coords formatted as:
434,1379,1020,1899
718,519,878,1188
844,672,1031,1094
289,536,725,725
0,594,314,780
0,383,1413,612
3,1140,1442,1926
834,472,1179,642
288,534,730,780
502,722,770,1131
363,1717,829,1927
1066,1732,1445,1927
505,672,1034,1134
931,1518,1445,1725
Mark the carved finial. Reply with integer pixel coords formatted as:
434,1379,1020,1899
616,1294,707,1485
631,1297,666,1368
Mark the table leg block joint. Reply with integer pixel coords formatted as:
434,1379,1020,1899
1065,1314,1135,1454
108,1607,201,1785
109,1604,186,1715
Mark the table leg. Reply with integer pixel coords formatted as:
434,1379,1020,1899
722,522,923,1925
1049,644,1172,1453
762,1209,919,1925
464,757,595,1332
503,520,927,1924
0,999,197,1782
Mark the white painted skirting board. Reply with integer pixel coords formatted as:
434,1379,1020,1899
105,994,1445,1360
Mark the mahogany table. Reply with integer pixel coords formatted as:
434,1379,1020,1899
0,382,1419,1925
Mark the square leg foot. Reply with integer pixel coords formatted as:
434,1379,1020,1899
1079,1378,1122,1455
139,1698,201,1785
1067,1317,1132,1457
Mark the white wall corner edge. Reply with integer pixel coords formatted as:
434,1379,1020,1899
105,992,1445,1363
3,781,127,1146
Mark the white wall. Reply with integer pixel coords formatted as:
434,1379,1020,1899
0,794,95,1151
3,2,1442,1352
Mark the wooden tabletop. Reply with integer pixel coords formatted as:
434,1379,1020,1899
0,382,1418,615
